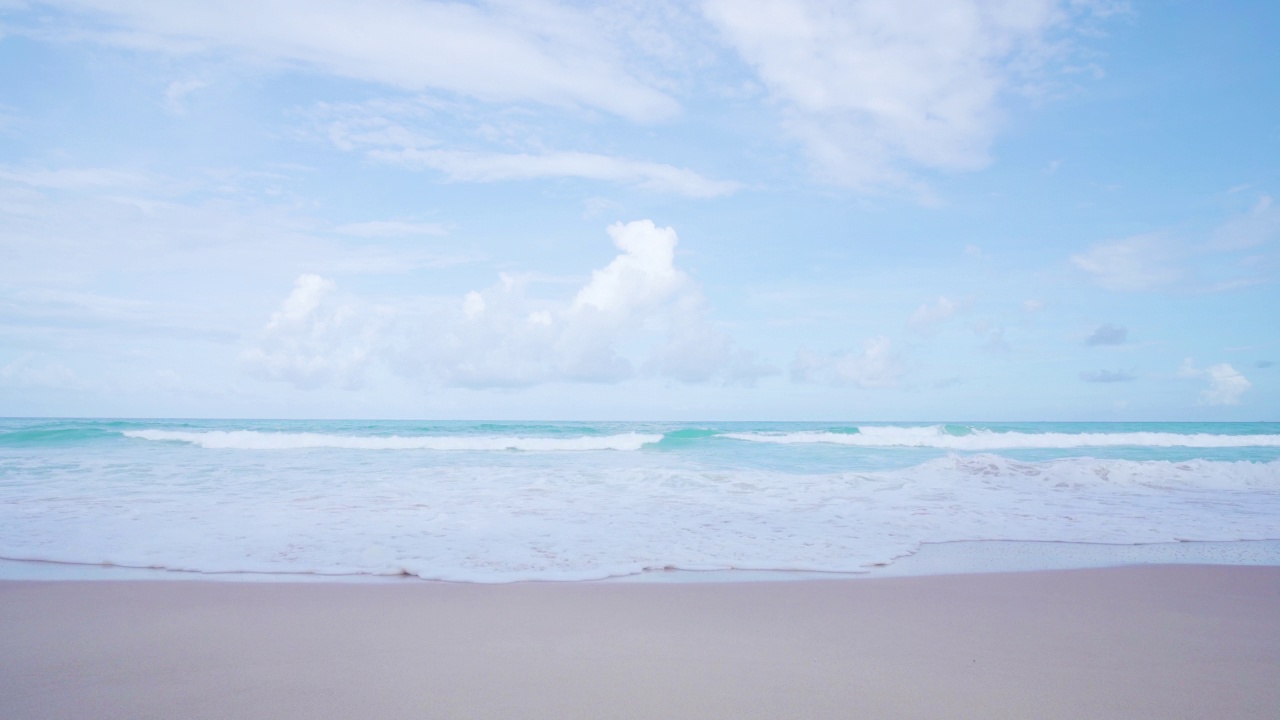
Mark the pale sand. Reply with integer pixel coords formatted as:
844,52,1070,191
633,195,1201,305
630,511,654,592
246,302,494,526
1,566,1277,719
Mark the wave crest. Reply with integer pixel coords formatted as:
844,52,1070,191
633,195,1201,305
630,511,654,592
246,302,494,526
123,429,661,451
723,426,1280,449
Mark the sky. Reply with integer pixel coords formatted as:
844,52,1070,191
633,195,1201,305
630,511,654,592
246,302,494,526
0,0,1277,421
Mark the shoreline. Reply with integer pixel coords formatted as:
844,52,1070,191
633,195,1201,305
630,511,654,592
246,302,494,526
2,564,1277,719
3,537,1279,584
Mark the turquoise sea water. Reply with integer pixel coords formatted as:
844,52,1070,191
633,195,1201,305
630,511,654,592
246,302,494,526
1,419,1278,581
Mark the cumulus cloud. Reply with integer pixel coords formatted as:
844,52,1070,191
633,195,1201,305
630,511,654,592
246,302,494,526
572,220,686,315
400,220,769,387
790,336,902,388
703,0,1097,193
243,221,770,390
1201,364,1252,406
241,274,381,389
1084,323,1126,346
38,0,677,122
1079,369,1134,383
1178,359,1252,406
1070,234,1180,291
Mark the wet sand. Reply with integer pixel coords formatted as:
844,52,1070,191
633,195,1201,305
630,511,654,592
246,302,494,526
2,565,1277,719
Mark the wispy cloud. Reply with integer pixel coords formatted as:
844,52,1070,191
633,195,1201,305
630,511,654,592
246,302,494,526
1212,194,1279,250
704,0,1108,195
0,166,149,190
1071,234,1180,291
36,0,678,122
163,78,208,115
379,148,741,198
314,101,741,198
334,220,449,238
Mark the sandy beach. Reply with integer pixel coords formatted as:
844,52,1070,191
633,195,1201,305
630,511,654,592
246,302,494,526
1,564,1277,720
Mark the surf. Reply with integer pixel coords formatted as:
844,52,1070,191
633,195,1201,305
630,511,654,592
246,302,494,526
122,429,663,451
723,425,1280,449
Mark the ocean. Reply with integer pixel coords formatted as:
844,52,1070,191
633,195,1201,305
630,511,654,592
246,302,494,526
1,419,1278,582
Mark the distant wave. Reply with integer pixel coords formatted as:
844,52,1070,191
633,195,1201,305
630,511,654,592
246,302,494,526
723,426,1280,449
124,429,661,451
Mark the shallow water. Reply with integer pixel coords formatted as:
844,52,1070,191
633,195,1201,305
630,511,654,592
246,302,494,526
2,419,1278,582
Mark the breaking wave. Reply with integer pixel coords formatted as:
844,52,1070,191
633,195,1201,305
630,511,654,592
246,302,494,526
724,426,1280,449
124,429,662,451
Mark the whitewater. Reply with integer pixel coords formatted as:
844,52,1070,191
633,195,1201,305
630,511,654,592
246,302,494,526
2,419,1278,582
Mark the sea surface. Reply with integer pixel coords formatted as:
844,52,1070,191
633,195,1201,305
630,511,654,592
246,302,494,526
1,419,1278,582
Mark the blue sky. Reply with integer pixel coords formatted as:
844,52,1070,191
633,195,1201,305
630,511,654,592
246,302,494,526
1,0,1276,420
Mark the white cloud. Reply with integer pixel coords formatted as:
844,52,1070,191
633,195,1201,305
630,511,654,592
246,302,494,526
0,167,467,289
1212,194,1279,250
40,0,678,122
1084,323,1126,346
909,295,965,331
373,148,741,199
1070,234,1179,291
243,221,769,390
462,291,486,322
1202,364,1251,406
312,100,740,198
703,0,1091,193
163,78,207,115
1022,299,1044,313
1178,359,1252,406
791,336,902,388
572,220,685,315
1176,358,1199,379
241,274,380,389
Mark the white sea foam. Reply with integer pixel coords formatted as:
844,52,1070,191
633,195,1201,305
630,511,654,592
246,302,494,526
123,429,662,451
724,426,1280,449
2,449,1277,582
